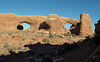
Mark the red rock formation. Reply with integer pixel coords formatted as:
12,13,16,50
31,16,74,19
95,20,100,35
79,13,93,36
0,13,47,31
44,14,68,33
0,13,93,36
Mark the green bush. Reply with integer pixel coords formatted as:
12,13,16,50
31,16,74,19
8,33,12,35
18,43,22,45
17,46,23,50
43,38,51,43
71,34,76,37
57,35,63,38
31,38,36,41
87,35,93,39
29,41,33,44
8,45,17,52
3,42,10,48
64,32,71,36
22,38,26,41
49,34,54,38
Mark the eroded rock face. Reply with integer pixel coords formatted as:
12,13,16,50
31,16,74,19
0,13,93,36
79,13,93,36
45,18,68,33
95,20,100,35
0,13,47,32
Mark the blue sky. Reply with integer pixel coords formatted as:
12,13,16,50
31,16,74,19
0,0,100,32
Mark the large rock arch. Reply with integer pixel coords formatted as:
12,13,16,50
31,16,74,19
0,13,93,36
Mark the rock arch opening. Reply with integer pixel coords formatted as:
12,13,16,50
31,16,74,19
22,23,31,30
17,25,23,30
65,23,72,30
39,22,50,31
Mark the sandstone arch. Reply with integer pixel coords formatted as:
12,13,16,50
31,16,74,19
0,13,93,36
65,23,72,30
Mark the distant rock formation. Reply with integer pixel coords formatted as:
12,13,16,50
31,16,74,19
0,13,93,36
95,20,100,35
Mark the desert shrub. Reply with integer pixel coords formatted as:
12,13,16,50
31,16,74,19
86,35,93,39
3,42,10,48
24,47,28,51
31,38,36,41
17,46,23,50
18,43,22,45
43,38,51,43
8,33,12,35
30,30,35,33
22,38,26,41
6,47,11,51
49,34,54,38
64,33,68,36
3,50,8,55
0,53,4,56
57,35,63,38
71,34,76,37
64,32,71,36
8,45,17,52
64,32,76,37
4,36,9,39
29,41,33,44
0,32,6,35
